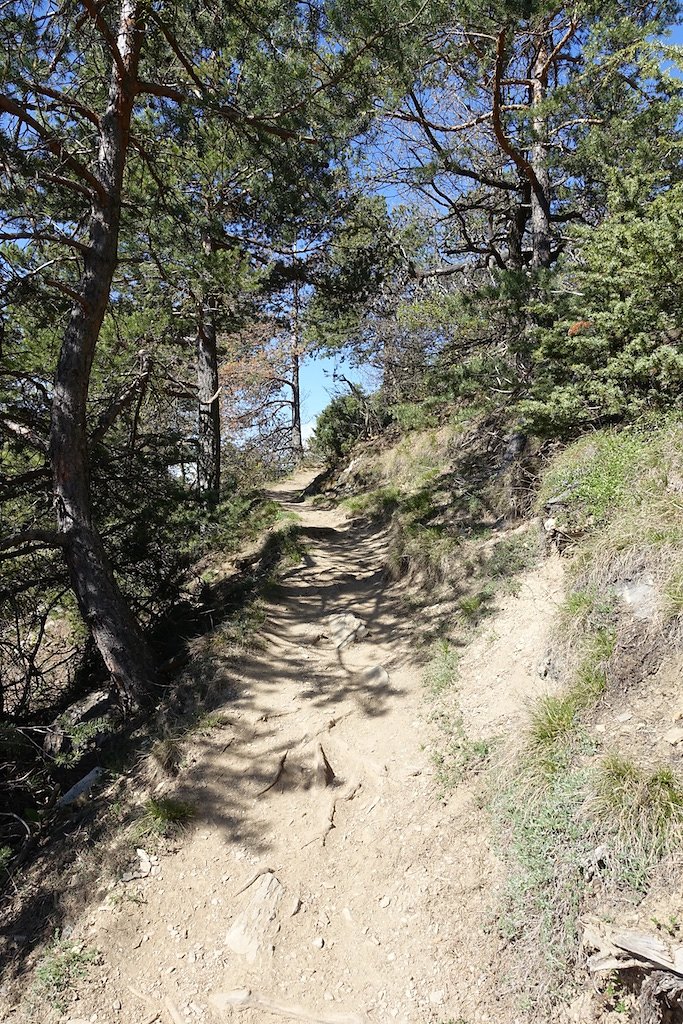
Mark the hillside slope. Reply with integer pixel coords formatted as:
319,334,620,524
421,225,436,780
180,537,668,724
3,415,683,1024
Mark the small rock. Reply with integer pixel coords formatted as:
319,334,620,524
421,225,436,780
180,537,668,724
312,936,324,949
288,897,302,917
324,992,334,1002
616,711,633,723
665,727,683,746
112,1001,121,1012
429,990,445,1005
594,724,606,734
379,896,391,908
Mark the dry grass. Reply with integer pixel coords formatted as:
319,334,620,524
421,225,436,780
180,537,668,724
492,418,683,1012
150,735,183,775
592,754,683,889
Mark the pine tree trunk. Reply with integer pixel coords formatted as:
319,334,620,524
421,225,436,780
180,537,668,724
196,302,221,494
530,38,552,270
290,343,303,460
289,276,304,462
508,179,531,270
50,0,157,709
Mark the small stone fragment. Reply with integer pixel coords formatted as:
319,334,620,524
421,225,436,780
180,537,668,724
288,896,302,917
312,936,324,949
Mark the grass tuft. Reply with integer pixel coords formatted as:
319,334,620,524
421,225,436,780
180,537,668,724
133,797,196,839
424,641,459,696
593,754,683,888
663,567,683,621
528,694,578,753
458,587,494,624
344,485,402,520
34,932,99,1010
150,736,183,775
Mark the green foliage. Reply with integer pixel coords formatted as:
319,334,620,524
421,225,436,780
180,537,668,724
493,761,591,1000
432,731,492,797
133,797,196,839
389,400,441,431
522,183,683,434
457,588,494,624
424,641,459,696
484,534,539,581
212,601,268,655
34,933,100,1010
312,392,389,459
528,631,612,762
344,486,402,520
537,428,647,526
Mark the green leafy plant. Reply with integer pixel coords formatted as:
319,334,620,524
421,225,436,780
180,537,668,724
34,932,99,1010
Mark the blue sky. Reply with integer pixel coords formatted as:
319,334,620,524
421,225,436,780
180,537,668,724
299,352,368,441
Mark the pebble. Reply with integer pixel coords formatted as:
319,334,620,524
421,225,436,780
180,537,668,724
312,936,324,949
379,895,391,908
112,1001,121,1011
665,727,683,746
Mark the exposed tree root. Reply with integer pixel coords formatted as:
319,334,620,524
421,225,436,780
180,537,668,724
210,987,367,1023
302,781,362,848
256,751,288,795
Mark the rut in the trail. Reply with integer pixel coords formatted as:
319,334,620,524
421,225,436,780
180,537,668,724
16,468,563,1024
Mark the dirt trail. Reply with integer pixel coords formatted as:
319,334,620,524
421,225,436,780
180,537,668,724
29,470,562,1024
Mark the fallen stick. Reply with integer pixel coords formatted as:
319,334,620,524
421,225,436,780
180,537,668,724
209,988,367,1024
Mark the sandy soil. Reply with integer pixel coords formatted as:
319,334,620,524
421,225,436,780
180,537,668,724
5,469,566,1024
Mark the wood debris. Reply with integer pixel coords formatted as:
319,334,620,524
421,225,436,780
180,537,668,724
583,917,683,1023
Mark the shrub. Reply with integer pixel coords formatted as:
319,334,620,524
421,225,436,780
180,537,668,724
521,182,683,435
311,392,388,459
